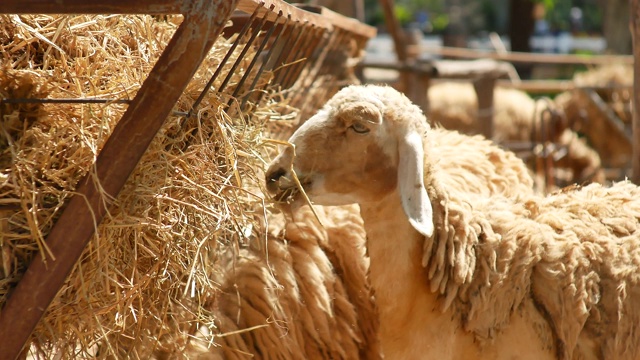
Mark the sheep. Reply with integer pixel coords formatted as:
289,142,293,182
264,84,640,359
427,82,566,143
427,81,605,188
174,204,381,360
553,128,606,186
554,89,632,170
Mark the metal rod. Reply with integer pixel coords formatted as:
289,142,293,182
218,5,271,94
630,0,640,184
272,21,305,86
187,3,261,118
308,28,343,87
241,15,291,109
288,25,327,88
0,1,238,358
280,25,317,89
0,99,193,118
1,98,131,104
267,19,296,84
229,7,282,110
0,0,185,14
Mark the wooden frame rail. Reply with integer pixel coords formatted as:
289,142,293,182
409,45,634,66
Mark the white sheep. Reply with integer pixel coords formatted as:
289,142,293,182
265,84,640,359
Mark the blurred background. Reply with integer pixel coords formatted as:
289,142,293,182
299,0,630,78
293,0,636,192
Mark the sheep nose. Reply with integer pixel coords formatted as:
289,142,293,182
265,167,287,193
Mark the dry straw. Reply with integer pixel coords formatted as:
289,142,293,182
0,14,285,358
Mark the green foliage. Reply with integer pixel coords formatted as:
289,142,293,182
431,14,450,32
394,5,413,26
362,0,602,35
534,0,557,11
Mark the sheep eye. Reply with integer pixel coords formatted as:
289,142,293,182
350,122,370,134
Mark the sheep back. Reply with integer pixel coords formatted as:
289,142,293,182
429,127,534,198
436,181,640,359
526,182,640,359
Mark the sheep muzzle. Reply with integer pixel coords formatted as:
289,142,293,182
265,167,287,193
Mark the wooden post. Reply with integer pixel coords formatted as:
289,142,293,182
379,0,411,93
0,1,237,358
632,0,640,184
432,59,512,140
473,77,496,140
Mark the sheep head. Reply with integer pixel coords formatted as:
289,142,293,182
265,85,434,237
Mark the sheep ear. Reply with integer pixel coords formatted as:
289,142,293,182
398,131,434,237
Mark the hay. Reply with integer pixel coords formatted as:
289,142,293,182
0,14,283,358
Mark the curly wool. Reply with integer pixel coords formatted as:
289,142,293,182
428,127,534,198
422,177,640,359
187,204,380,360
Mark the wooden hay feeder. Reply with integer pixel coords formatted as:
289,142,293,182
0,1,375,358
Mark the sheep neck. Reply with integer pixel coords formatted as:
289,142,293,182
359,190,442,341
358,185,556,359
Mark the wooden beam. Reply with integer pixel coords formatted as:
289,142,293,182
409,44,634,66
0,1,238,359
296,4,376,39
432,59,511,79
361,61,631,95
0,0,185,14
359,60,435,75
495,79,575,93
473,77,496,140
632,0,640,184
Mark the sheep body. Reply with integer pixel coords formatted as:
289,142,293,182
181,204,380,359
464,181,640,359
266,84,640,359
428,81,605,186
427,82,557,143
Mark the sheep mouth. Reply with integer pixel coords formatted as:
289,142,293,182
270,181,312,204
272,187,299,203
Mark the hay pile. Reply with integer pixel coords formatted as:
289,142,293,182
0,14,283,358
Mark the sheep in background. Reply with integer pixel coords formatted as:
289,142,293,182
572,64,633,125
427,81,605,188
554,89,632,171
179,204,381,360
553,128,606,186
427,82,565,143
265,84,640,359
550,64,633,178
